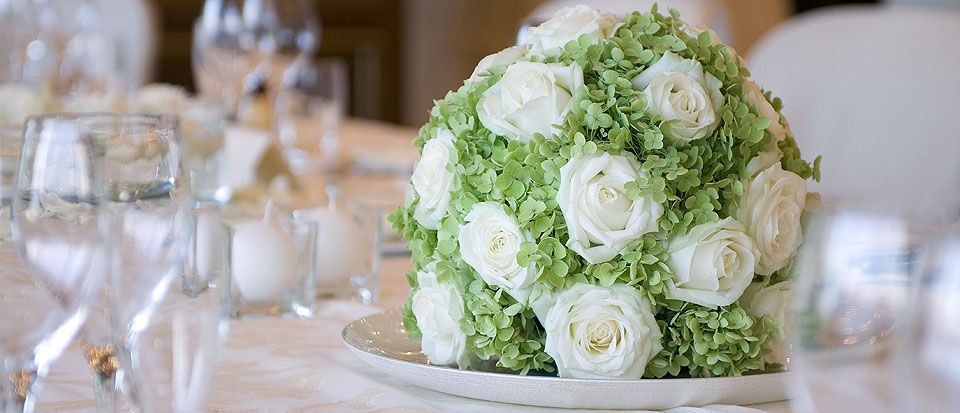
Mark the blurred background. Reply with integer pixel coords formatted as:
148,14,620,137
101,0,877,126
2,1,960,411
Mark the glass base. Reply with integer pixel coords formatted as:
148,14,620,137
316,286,380,306
228,299,318,319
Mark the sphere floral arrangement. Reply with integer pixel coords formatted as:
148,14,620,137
390,4,820,380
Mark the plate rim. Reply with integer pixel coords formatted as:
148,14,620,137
341,308,791,385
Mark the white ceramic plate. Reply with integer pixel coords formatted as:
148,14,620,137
341,310,790,410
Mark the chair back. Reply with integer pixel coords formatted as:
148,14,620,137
748,5,960,213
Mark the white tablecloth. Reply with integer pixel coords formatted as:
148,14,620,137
31,255,792,413
21,119,793,412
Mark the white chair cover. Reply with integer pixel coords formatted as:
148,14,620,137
518,0,731,46
885,0,960,8
747,5,960,215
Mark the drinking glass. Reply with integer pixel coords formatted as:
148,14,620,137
80,114,190,412
194,0,260,116
898,233,960,412
11,0,119,97
180,99,229,203
252,0,320,92
130,202,229,412
0,126,21,201
77,283,119,410
3,115,105,412
275,57,348,174
791,207,928,413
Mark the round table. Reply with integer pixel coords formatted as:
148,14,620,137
21,119,793,412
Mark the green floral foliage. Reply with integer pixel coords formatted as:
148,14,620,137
389,5,817,377
647,302,782,377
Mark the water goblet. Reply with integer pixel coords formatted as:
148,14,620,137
3,115,105,412
791,206,929,413
128,202,229,412
275,57,347,175
74,114,190,412
898,232,960,412
194,0,260,116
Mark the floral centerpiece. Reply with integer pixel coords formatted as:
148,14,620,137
390,4,820,379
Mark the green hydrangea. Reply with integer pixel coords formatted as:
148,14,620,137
391,5,819,378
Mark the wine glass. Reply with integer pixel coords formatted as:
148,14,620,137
275,57,347,174
13,0,120,97
898,232,960,412
251,0,320,92
129,202,228,412
77,284,120,410
790,206,930,413
1,126,22,202
194,0,319,112
194,0,260,116
75,114,190,411
3,115,105,412
0,0,38,82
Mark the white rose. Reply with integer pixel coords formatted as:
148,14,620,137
746,138,782,176
632,51,723,143
477,61,583,142
411,129,457,230
526,5,618,57
132,83,188,115
467,46,525,84
743,281,794,365
666,217,759,308
458,202,537,303
742,80,786,142
544,283,662,379
737,163,807,275
557,152,662,264
412,268,468,367
0,83,49,126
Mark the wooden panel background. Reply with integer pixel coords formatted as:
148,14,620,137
149,0,876,125
153,0,402,122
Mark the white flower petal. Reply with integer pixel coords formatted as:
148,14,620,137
458,202,537,304
666,218,759,308
736,163,807,275
468,46,525,84
558,152,662,264
411,129,458,229
412,267,469,367
478,62,584,142
631,52,723,144
526,5,618,58
543,283,661,379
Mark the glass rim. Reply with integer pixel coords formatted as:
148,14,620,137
24,112,179,126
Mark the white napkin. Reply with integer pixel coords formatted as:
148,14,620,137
222,126,272,189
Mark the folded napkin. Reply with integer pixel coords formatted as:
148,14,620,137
222,125,299,195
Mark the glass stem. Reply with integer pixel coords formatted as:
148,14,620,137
92,373,118,412
81,342,121,412
0,362,39,413
115,339,144,413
